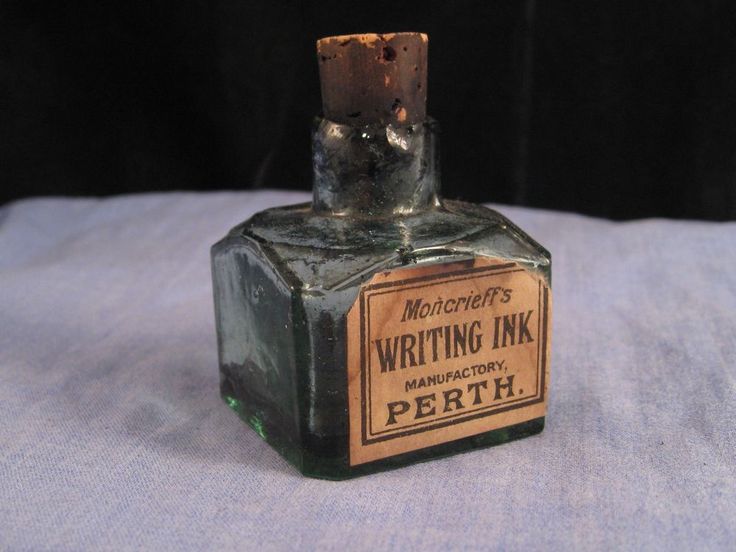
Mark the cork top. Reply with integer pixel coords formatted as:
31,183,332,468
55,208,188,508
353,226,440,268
316,32,428,127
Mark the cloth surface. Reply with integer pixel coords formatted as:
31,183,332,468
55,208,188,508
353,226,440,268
1,191,734,551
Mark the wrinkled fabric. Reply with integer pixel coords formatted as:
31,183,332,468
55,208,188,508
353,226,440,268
1,192,734,550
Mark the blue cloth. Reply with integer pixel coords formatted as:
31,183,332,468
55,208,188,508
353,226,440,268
1,192,734,550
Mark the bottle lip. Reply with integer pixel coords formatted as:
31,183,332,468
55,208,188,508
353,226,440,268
311,111,440,218
311,115,439,133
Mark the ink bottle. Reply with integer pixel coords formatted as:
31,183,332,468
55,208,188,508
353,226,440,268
211,32,551,479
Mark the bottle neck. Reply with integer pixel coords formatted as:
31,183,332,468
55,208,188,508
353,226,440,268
311,117,440,217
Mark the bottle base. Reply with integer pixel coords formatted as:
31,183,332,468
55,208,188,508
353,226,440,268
223,393,544,480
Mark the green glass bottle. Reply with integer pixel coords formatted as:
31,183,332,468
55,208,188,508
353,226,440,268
211,32,551,479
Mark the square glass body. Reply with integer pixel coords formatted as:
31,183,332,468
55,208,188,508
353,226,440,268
211,198,550,479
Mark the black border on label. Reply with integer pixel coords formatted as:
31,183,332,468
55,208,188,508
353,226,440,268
358,262,549,446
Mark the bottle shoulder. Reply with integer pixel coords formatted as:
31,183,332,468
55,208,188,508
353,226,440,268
225,199,534,247
212,200,550,291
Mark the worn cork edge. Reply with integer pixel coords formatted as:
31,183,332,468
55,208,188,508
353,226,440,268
316,32,428,126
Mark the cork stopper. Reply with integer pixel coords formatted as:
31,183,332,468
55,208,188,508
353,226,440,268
317,32,428,127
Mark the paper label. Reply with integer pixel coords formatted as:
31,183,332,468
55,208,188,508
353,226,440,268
346,257,551,466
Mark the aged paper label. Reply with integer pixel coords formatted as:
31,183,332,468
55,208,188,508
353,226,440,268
346,257,551,466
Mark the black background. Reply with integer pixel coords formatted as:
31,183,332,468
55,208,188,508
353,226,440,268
3,1,736,219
